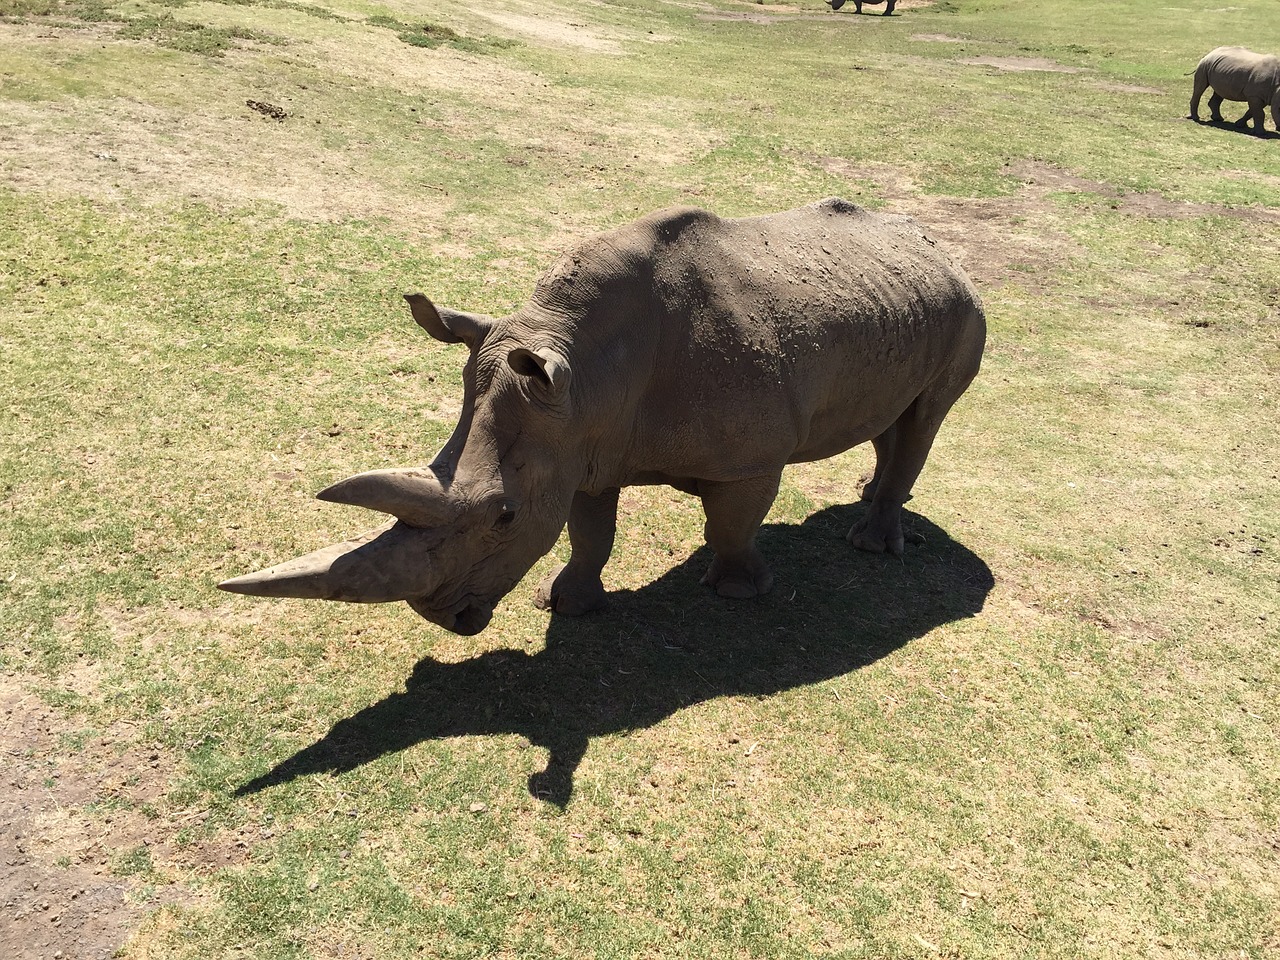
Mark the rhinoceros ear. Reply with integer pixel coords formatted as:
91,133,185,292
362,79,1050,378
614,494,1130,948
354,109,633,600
509,346,572,400
404,292,492,347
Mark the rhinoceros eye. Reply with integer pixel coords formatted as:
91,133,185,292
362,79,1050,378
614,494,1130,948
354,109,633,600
494,499,518,529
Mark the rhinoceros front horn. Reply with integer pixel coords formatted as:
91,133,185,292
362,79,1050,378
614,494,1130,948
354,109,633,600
217,468,458,603
217,521,430,603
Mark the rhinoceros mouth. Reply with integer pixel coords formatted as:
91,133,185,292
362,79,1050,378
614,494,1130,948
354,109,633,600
407,595,493,636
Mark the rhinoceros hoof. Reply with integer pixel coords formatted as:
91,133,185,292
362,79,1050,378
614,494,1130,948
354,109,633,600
534,565,608,616
700,558,774,599
847,514,926,555
847,513,905,555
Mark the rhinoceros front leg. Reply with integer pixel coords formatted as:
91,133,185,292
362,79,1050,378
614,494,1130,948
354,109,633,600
535,487,619,616
698,473,781,599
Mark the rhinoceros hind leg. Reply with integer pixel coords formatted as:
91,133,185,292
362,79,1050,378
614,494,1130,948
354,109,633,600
848,357,977,554
1208,92,1225,122
698,474,780,599
860,426,917,504
1242,100,1266,134
884,0,895,14
1189,71,1209,121
848,503,926,555
534,488,619,616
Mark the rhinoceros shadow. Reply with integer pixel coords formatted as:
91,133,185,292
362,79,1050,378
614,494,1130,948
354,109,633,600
1192,116,1280,140
235,504,992,807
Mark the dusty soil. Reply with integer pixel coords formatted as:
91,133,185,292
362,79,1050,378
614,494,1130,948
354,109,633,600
473,8,625,52
958,55,1086,73
696,0,934,23
0,667,281,958
1085,79,1164,95
807,155,1280,295
1,677,161,960
1003,158,1280,224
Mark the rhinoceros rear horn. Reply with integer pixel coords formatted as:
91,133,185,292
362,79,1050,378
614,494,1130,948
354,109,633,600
317,468,458,528
404,292,492,347
217,521,429,603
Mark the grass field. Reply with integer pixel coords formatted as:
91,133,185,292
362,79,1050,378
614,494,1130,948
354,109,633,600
1,0,1278,957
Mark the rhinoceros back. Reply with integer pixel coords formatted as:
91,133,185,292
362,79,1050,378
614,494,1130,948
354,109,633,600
1196,46,1280,101
526,199,983,482
625,199,982,470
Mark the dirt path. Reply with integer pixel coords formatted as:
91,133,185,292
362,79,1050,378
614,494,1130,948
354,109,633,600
1,679,145,960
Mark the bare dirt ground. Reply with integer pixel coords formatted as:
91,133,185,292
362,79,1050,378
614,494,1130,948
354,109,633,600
1,677,164,960
696,0,935,23
958,55,1086,73
810,155,1279,299
1,668,274,959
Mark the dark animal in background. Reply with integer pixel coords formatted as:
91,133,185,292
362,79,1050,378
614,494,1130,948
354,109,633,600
828,0,897,14
1190,46,1280,135
220,200,985,636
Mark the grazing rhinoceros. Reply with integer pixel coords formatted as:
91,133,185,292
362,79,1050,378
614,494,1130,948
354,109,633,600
219,199,985,635
1190,46,1280,134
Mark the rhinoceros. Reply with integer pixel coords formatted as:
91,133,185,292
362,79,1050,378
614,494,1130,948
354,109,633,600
219,199,985,635
828,0,897,14
1190,46,1280,134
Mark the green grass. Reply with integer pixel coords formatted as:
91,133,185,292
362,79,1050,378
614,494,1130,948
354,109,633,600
2,0,1279,957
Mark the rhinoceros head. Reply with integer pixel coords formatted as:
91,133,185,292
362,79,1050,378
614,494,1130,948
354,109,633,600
218,293,581,635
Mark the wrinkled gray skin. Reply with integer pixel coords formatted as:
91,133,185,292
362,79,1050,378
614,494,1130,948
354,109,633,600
828,0,897,13
1190,46,1280,134
220,199,985,636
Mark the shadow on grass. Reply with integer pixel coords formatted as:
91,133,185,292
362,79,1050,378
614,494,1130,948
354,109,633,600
1190,116,1280,140
236,504,992,806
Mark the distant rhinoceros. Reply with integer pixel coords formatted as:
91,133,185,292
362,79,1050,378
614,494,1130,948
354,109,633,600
1190,46,1280,134
219,199,985,635
827,0,897,14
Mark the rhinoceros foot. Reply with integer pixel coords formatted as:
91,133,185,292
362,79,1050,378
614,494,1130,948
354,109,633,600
534,563,609,616
699,552,774,600
847,503,927,556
